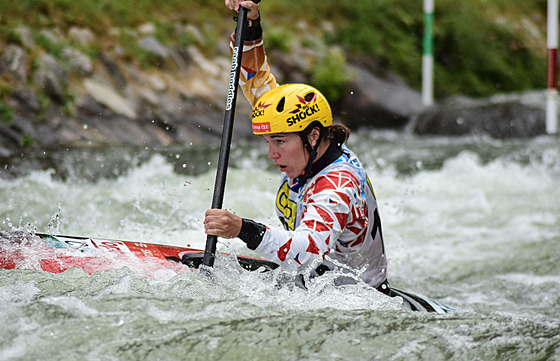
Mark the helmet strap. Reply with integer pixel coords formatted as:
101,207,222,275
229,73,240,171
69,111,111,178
297,126,323,185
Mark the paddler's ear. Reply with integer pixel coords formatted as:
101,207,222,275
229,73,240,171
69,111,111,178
307,127,321,147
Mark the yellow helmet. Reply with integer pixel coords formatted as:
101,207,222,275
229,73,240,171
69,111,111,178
251,84,332,135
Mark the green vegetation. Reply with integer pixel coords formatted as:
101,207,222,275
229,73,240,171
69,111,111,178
311,48,351,103
265,26,294,54
21,134,34,147
267,0,547,98
37,94,51,123
118,30,160,68
0,101,12,125
0,0,549,99
34,30,68,58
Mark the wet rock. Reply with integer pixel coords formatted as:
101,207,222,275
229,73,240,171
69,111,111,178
76,94,111,117
11,87,41,114
137,87,160,106
414,94,547,138
0,113,38,158
68,27,95,46
340,65,423,128
0,45,28,82
83,79,137,119
11,113,38,139
33,118,64,147
139,36,169,58
32,54,68,104
0,121,23,149
183,24,205,45
185,46,221,77
138,23,156,35
15,26,34,49
38,29,62,46
138,36,185,69
98,53,127,89
61,48,93,75
1,18,552,169
268,51,307,84
145,73,167,92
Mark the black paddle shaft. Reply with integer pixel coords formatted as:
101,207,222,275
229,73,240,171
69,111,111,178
202,5,249,268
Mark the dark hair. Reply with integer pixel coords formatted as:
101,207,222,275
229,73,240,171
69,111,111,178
324,123,350,148
303,121,351,150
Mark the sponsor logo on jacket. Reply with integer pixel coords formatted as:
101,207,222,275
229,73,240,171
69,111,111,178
276,180,297,230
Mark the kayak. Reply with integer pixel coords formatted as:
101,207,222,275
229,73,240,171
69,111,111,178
0,232,276,275
0,231,453,314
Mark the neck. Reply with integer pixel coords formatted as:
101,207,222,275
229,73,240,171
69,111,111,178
295,141,343,185
312,138,331,164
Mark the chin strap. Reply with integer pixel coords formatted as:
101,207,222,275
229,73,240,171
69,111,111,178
297,130,323,185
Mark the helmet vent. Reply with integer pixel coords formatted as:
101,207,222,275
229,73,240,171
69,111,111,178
305,92,315,102
276,97,285,112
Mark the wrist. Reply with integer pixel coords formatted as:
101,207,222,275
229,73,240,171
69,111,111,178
234,13,262,41
238,218,266,250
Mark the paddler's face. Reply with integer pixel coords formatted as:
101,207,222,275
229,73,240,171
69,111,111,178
263,133,309,179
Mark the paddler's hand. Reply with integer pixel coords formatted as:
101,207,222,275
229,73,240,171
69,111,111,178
204,209,243,239
225,0,260,20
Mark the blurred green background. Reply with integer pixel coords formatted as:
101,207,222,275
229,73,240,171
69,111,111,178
0,0,549,100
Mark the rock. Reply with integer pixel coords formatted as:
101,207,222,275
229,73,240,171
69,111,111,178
68,27,95,46
0,113,39,154
185,46,221,77
98,53,127,89
2,17,554,171
184,24,205,45
138,23,156,35
146,73,167,92
83,79,137,119
414,94,547,138
61,47,93,75
76,94,111,117
138,36,185,69
11,113,39,139
11,87,41,114
139,36,170,58
15,26,34,49
0,123,22,157
138,87,160,106
267,51,304,83
340,65,423,128
0,45,28,82
32,54,68,104
38,29,62,46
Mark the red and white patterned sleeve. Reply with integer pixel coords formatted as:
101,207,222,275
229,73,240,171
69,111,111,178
254,170,364,270
230,35,278,107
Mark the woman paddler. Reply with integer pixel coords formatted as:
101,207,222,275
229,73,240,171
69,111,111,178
204,0,390,294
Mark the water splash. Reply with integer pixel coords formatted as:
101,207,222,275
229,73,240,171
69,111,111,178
0,135,559,360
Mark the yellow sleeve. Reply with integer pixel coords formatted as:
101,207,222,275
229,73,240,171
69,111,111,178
231,35,278,107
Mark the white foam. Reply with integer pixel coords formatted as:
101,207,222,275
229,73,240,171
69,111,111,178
495,273,560,286
0,281,41,303
41,296,99,317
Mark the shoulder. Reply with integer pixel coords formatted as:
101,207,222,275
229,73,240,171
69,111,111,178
309,168,361,194
339,146,366,169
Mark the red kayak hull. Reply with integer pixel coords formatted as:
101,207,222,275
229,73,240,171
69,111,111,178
0,233,276,274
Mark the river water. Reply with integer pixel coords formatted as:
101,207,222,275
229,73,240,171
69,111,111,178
0,130,559,360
